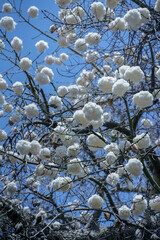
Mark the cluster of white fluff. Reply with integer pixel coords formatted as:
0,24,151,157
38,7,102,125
132,195,147,217
85,32,101,45
91,2,106,20
133,133,151,149
106,172,119,185
51,176,73,192
112,79,129,96
113,52,124,66
11,37,23,52
48,96,63,110
52,221,61,230
141,118,153,128
53,57,63,66
106,0,121,8
12,82,24,95
98,76,116,93
35,66,54,85
10,112,21,124
35,40,49,53
103,53,111,62
0,129,7,142
2,3,12,13
125,158,143,177
87,133,106,151
77,70,95,88
73,110,89,126
155,0,160,11
30,140,41,155
133,91,153,108
109,17,127,32
67,143,79,157
58,36,69,48
124,8,150,30
27,6,39,18
83,50,99,63
82,102,103,121
80,211,92,222
0,76,8,90
67,158,83,175
16,140,31,155
40,147,51,160
118,205,131,220
73,6,85,19
19,57,32,71
35,164,45,176
55,0,71,8
119,140,131,152
124,66,144,84
88,194,104,209
25,103,39,118
65,14,81,24
3,102,13,113
0,40,5,51
55,145,67,158
60,53,69,61
45,55,55,65
74,38,87,52
105,142,119,155
57,86,68,97
6,181,17,196
149,196,160,211
0,16,16,31
0,94,5,105
105,151,117,165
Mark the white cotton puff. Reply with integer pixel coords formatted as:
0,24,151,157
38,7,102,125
58,36,69,48
0,77,8,90
90,117,104,129
60,53,69,61
105,142,119,155
67,85,79,99
35,40,48,53
57,86,68,97
73,110,89,126
0,94,5,105
88,194,104,209
30,140,41,155
109,17,127,32
2,3,12,13
11,37,23,52
112,79,129,96
48,96,63,110
54,57,63,66
19,57,32,71
75,38,87,52
40,147,50,160
16,140,31,155
27,6,39,18
103,112,111,121
65,14,81,24
45,55,55,65
83,50,99,63
156,68,160,80
149,196,160,211
82,102,103,121
51,176,73,192
12,82,24,95
0,129,7,142
141,118,153,128
98,76,116,93
137,8,151,25
124,66,144,84
58,9,71,20
133,133,151,149
124,9,142,30
3,102,13,113
0,40,5,51
55,145,67,157
155,0,160,11
62,132,80,147
56,0,71,8
23,206,30,216
119,140,131,151
118,205,131,220
91,2,106,20
103,53,111,62
85,32,101,45
67,158,83,175
35,164,45,176
66,33,77,44
41,67,54,80
35,72,50,85
106,172,119,185
6,182,17,196
106,151,117,165
10,112,21,123
67,143,79,157
106,0,120,9
0,16,16,31
125,158,143,177
133,91,153,108
87,133,106,152
118,65,130,78
25,103,39,118
73,6,85,19
52,221,61,230
113,52,124,66
132,194,147,217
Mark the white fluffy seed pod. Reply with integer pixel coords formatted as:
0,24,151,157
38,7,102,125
149,196,160,211
48,96,63,110
105,142,119,155
85,32,101,45
132,194,147,217
51,176,73,192
155,0,160,11
0,76,8,90
2,3,12,13
55,145,67,157
40,148,50,160
133,133,151,149
25,103,39,118
82,102,103,121
118,205,131,220
12,82,24,95
0,16,16,31
106,172,119,185
87,133,106,152
67,158,83,175
0,94,5,105
98,76,116,93
6,182,17,196
3,102,13,113
88,194,104,209
124,66,144,84
91,2,106,20
133,91,153,108
45,55,55,65
35,40,48,53
23,206,30,216
73,110,89,126
124,9,142,30
57,86,68,97
106,0,120,9
0,40,5,51
27,6,39,18
0,129,7,142
30,140,41,155
16,140,31,155
19,57,32,71
141,118,153,128
11,37,23,52
60,53,69,61
125,158,143,177
75,38,87,52
112,79,129,96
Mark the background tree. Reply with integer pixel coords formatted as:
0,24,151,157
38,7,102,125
0,0,160,239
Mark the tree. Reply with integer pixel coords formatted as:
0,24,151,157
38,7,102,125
0,0,160,239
